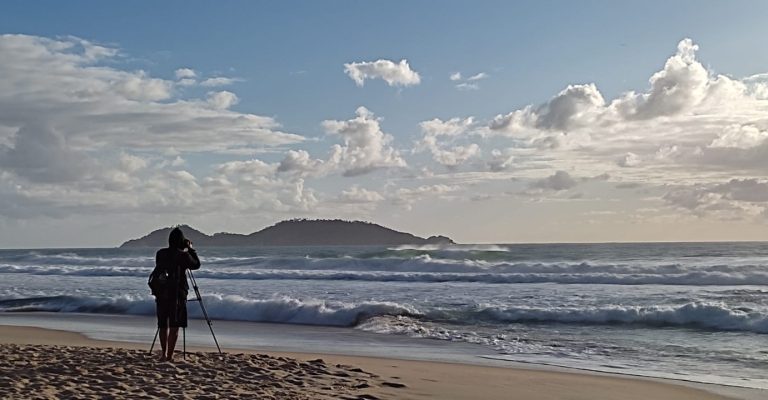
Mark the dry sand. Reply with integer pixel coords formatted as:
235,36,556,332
0,325,746,399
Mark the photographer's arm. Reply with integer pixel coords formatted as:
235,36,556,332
185,248,201,271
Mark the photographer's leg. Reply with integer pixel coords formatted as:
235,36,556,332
158,327,168,361
167,327,179,361
156,299,169,361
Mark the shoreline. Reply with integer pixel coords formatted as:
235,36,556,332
1,323,762,400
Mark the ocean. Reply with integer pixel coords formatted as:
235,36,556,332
1,242,768,388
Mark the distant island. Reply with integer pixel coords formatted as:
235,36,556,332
119,219,455,248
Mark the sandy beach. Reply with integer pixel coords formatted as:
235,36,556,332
0,325,749,400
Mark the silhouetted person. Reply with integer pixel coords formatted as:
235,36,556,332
153,227,200,361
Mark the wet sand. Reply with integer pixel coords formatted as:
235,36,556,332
0,325,748,399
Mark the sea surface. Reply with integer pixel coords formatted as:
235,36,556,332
1,242,768,388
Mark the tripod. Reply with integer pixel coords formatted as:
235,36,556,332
150,269,222,359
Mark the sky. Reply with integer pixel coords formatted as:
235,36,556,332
2,1,768,247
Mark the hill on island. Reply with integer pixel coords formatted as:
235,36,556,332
119,219,455,248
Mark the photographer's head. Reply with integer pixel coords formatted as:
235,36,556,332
169,227,186,250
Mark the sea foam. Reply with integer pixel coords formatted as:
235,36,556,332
3,262,768,286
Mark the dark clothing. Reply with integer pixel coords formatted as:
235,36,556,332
154,247,200,328
156,295,188,328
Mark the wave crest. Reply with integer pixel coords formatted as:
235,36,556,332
474,302,768,333
0,294,421,327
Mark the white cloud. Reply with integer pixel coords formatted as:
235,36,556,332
210,160,318,213
490,84,606,133
487,38,760,138
469,36,768,212
655,145,682,161
344,59,421,87
416,117,479,168
0,34,310,224
200,77,240,87
277,149,330,176
215,159,275,178
119,153,148,173
487,149,515,172
113,73,173,101
419,117,475,137
615,38,710,119
321,107,407,176
170,156,186,167
177,78,197,87
0,34,302,162
175,68,196,79
709,125,768,149
529,171,578,191
429,144,480,168
663,178,768,220
451,71,489,90
456,83,479,91
0,123,91,183
488,106,538,133
535,84,606,131
392,184,461,210
206,91,239,110
339,185,385,203
617,152,642,168
467,72,488,81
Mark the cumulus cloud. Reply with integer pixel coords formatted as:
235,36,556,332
449,72,462,81
215,159,276,179
487,149,515,172
487,38,760,138
663,178,768,220
175,68,196,79
468,36,768,221
119,153,148,173
206,91,239,110
0,34,311,224
177,78,197,87
529,171,578,191
536,84,606,131
0,123,90,183
0,34,302,158
392,184,461,210
416,117,479,168
490,84,605,133
277,149,332,176
617,152,642,168
210,160,318,212
709,125,768,149
419,117,475,137
428,144,480,168
344,59,421,87
321,107,407,176
617,39,709,119
339,185,385,203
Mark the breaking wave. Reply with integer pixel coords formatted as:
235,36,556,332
2,294,767,334
0,295,420,327
3,262,768,285
471,302,768,333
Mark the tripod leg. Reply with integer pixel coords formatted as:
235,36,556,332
183,327,186,360
195,286,222,354
149,327,159,355
188,270,223,354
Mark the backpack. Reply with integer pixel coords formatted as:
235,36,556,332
148,266,171,297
